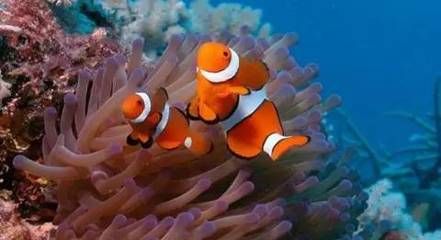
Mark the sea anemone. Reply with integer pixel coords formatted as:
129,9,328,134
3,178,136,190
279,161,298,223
13,28,364,239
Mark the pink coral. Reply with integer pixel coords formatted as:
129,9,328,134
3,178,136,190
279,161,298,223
0,198,55,240
0,0,120,114
0,0,120,213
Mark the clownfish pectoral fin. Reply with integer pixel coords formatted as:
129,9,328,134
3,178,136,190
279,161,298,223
216,86,250,98
186,96,200,120
126,134,139,146
236,58,270,90
147,112,162,126
263,133,310,161
199,102,218,123
228,86,250,95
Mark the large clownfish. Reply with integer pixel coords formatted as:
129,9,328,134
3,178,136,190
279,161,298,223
121,88,212,156
187,42,311,160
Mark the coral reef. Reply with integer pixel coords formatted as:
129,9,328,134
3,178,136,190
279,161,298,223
0,0,120,218
323,108,388,184
327,78,441,188
357,179,441,240
384,78,441,189
324,98,441,238
0,198,55,240
112,0,271,58
0,71,11,105
117,0,188,58
12,27,365,239
0,0,120,106
188,0,271,38
54,0,271,58
48,0,117,34
323,77,441,238
47,0,74,6
372,78,441,232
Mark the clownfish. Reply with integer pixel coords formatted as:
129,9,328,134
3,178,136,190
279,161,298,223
186,42,311,160
121,88,212,156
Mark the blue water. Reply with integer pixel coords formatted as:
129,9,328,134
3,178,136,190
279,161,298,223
211,0,441,151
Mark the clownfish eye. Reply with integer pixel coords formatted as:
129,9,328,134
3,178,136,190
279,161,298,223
136,100,143,106
223,51,230,58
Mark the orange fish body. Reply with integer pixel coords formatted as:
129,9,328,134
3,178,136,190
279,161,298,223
121,88,211,156
187,42,310,160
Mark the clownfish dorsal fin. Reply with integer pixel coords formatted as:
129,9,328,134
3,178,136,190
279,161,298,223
234,57,270,90
151,87,169,113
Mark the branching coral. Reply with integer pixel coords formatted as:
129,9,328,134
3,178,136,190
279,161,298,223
0,0,120,218
188,0,271,38
46,0,75,6
12,27,365,239
0,0,119,99
0,198,55,240
357,179,441,240
324,77,441,236
384,78,441,189
372,78,441,233
322,108,389,184
332,77,441,192
118,0,187,58
87,0,271,58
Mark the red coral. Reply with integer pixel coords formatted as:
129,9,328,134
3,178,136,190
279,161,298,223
0,0,121,219
0,0,120,110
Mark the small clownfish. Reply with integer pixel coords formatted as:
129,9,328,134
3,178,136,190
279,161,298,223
186,42,311,161
121,88,212,156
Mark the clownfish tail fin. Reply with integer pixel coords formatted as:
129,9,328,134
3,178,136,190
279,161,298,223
263,133,310,161
184,130,213,156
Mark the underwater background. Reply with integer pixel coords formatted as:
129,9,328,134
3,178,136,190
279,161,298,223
215,0,441,151
1,0,441,239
